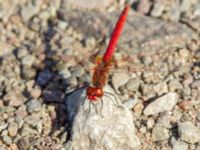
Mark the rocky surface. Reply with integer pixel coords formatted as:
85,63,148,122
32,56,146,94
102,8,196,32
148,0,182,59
65,86,140,150
0,0,199,150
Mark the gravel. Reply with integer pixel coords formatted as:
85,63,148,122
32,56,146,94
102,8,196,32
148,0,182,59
178,121,200,144
152,125,170,142
170,137,188,150
0,0,199,149
26,99,42,113
143,92,179,116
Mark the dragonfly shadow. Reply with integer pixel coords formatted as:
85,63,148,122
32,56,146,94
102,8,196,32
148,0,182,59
34,22,89,141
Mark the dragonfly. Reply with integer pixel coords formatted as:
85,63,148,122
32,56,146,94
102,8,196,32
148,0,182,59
4,2,193,104
86,4,130,101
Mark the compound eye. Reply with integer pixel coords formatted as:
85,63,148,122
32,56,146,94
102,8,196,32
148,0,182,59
96,88,103,97
88,95,97,101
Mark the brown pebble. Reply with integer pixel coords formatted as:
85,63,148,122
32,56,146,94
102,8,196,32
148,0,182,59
0,100,3,107
31,88,42,99
178,100,192,111
9,143,18,150
133,103,144,112
8,122,18,137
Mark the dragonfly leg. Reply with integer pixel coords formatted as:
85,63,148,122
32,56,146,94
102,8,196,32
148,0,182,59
91,101,98,114
82,96,88,114
99,98,104,118
104,91,120,107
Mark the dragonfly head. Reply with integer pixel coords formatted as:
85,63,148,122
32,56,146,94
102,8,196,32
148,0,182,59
86,86,103,101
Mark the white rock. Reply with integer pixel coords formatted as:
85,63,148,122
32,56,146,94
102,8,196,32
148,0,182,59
143,92,178,116
66,86,140,150
112,72,130,91
171,137,188,150
178,121,200,144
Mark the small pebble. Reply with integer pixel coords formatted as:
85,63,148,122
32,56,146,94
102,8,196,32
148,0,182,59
146,117,155,129
150,2,165,17
21,55,35,67
133,102,144,113
43,89,64,103
178,121,200,144
123,98,138,109
20,124,38,136
22,67,36,79
57,20,68,30
8,122,18,137
125,78,140,91
152,125,170,141
17,137,30,150
36,70,53,86
112,72,130,91
143,92,178,116
2,135,12,145
26,99,42,113
16,48,29,59
171,137,188,150
178,100,192,111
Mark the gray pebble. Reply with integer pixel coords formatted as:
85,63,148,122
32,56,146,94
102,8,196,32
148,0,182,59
17,137,30,150
24,115,41,126
5,92,26,107
60,132,68,143
0,146,6,150
38,10,51,20
0,106,15,113
171,137,188,150
20,0,42,22
70,65,85,77
180,0,192,12
21,55,35,67
123,98,138,109
36,70,53,86
59,68,71,79
126,78,140,91
146,117,155,129
157,112,171,128
0,123,8,132
168,79,183,91
24,115,42,133
197,111,200,121
26,99,41,113
191,80,200,89
153,82,168,95
8,122,18,137
151,3,165,17
140,84,156,98
22,67,36,79
64,76,77,87
166,2,181,22
63,0,112,9
112,72,130,91
16,49,29,59
178,121,200,144
172,109,183,122
2,135,12,145
143,92,178,116
85,37,96,48
43,89,64,103
152,125,170,141
0,42,14,56
57,20,68,30
193,3,200,17
15,117,24,129
20,124,38,136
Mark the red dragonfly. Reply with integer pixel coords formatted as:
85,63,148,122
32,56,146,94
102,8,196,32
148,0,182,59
86,4,130,101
